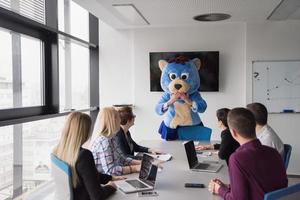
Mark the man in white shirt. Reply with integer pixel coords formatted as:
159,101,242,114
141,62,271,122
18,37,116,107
247,103,284,158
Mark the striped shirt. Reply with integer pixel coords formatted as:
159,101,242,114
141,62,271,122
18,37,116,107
90,135,133,176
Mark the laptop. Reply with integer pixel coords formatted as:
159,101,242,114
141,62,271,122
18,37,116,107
184,140,222,173
115,154,158,194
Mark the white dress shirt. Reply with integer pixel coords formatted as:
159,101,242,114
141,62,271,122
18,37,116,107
257,124,284,158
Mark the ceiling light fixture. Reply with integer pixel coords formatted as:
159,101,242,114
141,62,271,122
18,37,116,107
112,3,150,25
193,13,231,22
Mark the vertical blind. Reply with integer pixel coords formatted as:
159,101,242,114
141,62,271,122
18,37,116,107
0,0,45,24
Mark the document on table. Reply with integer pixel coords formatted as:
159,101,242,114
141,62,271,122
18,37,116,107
151,153,172,162
136,152,173,162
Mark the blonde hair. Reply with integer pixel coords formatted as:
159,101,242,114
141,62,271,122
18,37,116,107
91,107,120,143
52,112,92,188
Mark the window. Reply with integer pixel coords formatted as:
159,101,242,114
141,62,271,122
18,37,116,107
21,35,44,107
58,0,90,111
59,40,90,111
22,116,66,193
0,27,44,110
0,126,13,200
0,116,66,196
0,0,98,198
0,28,13,109
58,0,89,41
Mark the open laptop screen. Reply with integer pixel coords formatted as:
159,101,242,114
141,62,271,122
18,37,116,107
139,154,157,186
184,140,199,168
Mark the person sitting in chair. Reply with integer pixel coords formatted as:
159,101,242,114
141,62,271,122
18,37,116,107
196,108,239,165
247,102,284,158
90,107,141,176
115,106,162,159
53,112,123,200
208,108,287,200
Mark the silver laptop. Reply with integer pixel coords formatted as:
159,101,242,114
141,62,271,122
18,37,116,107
115,154,158,194
184,140,222,173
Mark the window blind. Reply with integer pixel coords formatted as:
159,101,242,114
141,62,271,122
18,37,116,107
0,0,10,10
0,0,45,24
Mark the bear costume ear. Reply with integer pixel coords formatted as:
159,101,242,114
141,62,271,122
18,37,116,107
158,60,168,71
192,58,201,70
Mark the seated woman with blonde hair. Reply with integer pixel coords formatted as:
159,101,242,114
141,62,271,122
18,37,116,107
52,112,117,200
90,107,141,176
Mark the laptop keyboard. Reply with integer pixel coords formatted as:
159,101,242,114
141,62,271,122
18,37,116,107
126,180,148,189
195,163,210,169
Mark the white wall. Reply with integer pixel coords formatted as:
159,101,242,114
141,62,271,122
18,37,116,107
133,24,246,141
246,21,300,174
99,21,134,107
99,22,246,140
99,20,300,174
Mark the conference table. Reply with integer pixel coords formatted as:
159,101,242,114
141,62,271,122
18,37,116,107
109,140,229,200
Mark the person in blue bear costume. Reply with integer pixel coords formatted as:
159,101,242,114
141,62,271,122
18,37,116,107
155,56,207,140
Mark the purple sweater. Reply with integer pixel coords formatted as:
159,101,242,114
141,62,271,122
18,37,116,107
219,139,287,200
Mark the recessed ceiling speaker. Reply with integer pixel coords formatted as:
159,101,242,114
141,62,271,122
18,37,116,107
193,13,231,22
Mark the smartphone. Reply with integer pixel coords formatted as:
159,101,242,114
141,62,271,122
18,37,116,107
184,183,205,188
137,191,159,197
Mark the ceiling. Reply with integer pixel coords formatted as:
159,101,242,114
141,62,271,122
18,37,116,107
74,0,300,29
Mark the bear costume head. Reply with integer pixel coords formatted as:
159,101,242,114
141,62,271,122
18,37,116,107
158,55,201,95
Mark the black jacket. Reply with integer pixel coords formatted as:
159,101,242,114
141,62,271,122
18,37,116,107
115,128,149,158
73,148,116,200
213,128,240,165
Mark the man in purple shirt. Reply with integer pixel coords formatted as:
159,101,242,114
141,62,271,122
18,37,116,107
208,107,287,200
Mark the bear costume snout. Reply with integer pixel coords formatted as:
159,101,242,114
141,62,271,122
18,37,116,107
168,79,190,94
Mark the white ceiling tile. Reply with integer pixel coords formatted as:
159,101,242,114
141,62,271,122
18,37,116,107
87,0,287,28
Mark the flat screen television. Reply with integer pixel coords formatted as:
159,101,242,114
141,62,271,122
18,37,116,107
149,51,219,92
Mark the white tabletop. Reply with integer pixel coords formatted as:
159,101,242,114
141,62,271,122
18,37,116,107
108,140,229,200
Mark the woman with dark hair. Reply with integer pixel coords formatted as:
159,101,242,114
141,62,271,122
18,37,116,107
115,106,162,159
196,108,239,165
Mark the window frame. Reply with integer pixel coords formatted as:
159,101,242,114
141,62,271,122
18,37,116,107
0,0,99,197
0,1,99,125
0,5,59,122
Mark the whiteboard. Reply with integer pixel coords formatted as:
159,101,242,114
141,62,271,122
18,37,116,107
252,61,300,113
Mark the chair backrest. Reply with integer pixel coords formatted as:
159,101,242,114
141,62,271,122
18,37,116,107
283,144,292,170
177,125,212,141
51,153,73,200
264,183,300,200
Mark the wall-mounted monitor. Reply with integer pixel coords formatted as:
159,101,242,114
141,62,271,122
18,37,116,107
149,51,219,92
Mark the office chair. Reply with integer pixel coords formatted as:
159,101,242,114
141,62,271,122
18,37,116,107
283,144,292,170
177,125,212,141
264,183,300,200
51,153,74,200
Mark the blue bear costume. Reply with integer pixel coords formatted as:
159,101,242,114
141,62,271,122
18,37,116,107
155,56,207,140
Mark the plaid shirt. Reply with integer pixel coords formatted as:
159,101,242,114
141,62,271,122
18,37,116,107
90,135,133,175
